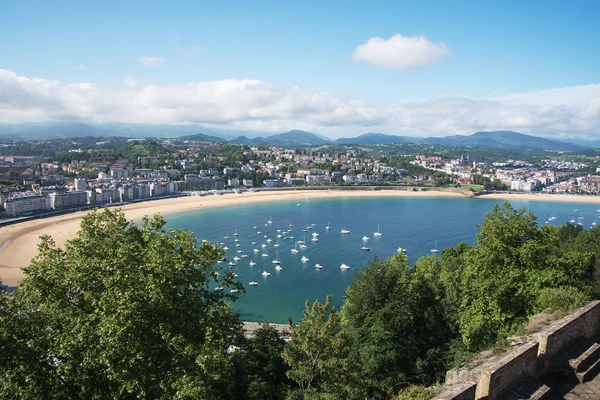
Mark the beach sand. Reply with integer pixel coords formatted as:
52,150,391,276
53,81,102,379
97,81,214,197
1,189,598,286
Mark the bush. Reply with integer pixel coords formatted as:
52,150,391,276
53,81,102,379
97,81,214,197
537,286,588,312
394,385,439,400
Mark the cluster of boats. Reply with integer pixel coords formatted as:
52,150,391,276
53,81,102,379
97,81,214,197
213,218,416,292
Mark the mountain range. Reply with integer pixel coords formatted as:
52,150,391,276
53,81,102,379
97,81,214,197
0,122,596,151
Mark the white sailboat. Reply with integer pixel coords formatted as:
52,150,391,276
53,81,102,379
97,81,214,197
234,229,239,236
326,222,331,230
430,240,440,253
362,235,370,241
341,228,351,234
261,271,271,277
291,242,299,254
272,249,281,264
224,233,229,239
340,263,350,270
249,261,257,267
301,255,309,263
275,265,283,271
373,224,383,237
248,281,258,286
315,263,323,269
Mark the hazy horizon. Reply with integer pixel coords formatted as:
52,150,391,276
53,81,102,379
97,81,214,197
1,1,599,141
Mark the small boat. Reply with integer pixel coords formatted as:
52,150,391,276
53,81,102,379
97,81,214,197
233,256,240,261
241,254,248,258
224,234,229,239
261,244,267,248
340,263,350,270
253,226,257,229
237,250,243,253
315,263,323,269
360,246,370,251
232,273,238,277
257,231,262,234
274,243,280,247
302,229,308,232
299,243,307,249
301,256,309,263
252,241,256,245
297,240,305,245
223,246,229,251
289,224,294,227
215,286,224,291
267,238,273,243
397,247,407,253
341,229,351,234
253,248,260,253
234,229,239,236
311,237,318,242
235,244,241,247
362,235,370,241
326,222,331,230
277,234,282,238
312,232,319,237
262,253,269,257
234,238,240,242
228,262,236,267
431,240,440,253
268,217,273,224
216,260,222,264
230,289,239,293
291,243,299,254
248,281,258,286
264,235,268,238
261,271,271,277
275,265,283,271
373,224,383,237
249,261,257,267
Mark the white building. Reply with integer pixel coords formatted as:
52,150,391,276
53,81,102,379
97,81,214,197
4,194,50,217
74,178,87,191
228,178,240,187
49,191,88,209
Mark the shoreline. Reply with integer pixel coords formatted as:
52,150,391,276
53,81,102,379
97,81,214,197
1,189,599,287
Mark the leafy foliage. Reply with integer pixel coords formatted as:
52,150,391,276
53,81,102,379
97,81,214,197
0,208,242,399
232,323,292,400
283,295,351,399
537,286,589,311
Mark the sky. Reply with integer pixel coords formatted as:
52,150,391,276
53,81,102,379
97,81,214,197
1,0,599,139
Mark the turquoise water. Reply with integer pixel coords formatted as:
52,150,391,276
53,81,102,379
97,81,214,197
163,196,600,323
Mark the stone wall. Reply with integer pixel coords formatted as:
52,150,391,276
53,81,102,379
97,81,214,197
434,301,600,400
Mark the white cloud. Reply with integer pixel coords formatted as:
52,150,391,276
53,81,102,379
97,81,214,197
351,34,450,70
0,69,599,140
139,56,165,66
75,64,87,71
0,69,383,131
123,76,138,88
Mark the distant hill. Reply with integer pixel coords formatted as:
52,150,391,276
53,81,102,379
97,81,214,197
178,133,227,143
264,130,331,146
423,131,583,151
334,132,419,145
0,122,595,151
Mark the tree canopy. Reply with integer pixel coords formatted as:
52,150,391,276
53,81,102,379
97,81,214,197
0,208,242,399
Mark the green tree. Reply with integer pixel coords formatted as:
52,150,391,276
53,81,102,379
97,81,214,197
458,202,594,350
232,323,292,400
0,208,242,399
341,255,453,398
283,295,350,399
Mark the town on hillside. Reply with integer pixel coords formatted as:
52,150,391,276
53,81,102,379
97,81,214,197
1,137,599,220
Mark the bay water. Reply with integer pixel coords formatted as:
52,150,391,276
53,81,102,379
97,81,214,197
164,195,600,323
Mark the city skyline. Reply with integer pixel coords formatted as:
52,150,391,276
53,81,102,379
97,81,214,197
1,0,599,139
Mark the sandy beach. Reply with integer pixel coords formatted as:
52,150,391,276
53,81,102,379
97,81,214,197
1,189,599,287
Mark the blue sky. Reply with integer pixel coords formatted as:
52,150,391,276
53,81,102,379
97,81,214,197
1,0,599,138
